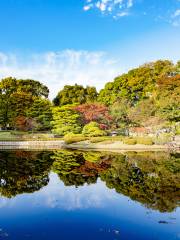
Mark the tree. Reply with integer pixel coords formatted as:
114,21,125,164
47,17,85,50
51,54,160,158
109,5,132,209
128,98,157,127
53,84,98,106
110,99,132,128
156,75,180,122
0,77,17,128
16,79,49,98
51,105,82,135
74,103,112,128
14,116,38,131
27,98,52,130
98,60,174,105
0,77,50,129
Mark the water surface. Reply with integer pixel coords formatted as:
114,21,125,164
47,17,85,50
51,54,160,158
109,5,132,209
0,150,179,240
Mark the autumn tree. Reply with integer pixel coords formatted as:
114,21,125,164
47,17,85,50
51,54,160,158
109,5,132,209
74,103,112,129
14,116,37,131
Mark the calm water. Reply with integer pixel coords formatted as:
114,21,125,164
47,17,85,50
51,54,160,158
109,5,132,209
0,150,179,240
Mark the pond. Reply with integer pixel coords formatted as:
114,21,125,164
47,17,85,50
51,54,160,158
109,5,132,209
0,150,179,240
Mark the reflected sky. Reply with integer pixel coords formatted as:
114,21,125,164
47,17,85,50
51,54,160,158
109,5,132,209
0,172,179,240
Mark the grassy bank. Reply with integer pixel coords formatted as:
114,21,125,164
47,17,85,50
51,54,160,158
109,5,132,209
0,131,63,141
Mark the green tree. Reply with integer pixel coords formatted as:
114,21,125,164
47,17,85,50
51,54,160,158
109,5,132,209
51,105,82,135
53,84,98,106
98,60,174,105
110,99,132,128
156,75,180,122
0,77,17,128
27,98,52,130
0,77,50,129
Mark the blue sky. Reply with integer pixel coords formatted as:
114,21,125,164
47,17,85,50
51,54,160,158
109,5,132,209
0,0,180,98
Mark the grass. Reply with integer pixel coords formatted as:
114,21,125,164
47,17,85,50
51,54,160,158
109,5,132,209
123,138,137,145
89,136,123,143
136,137,154,145
0,131,63,141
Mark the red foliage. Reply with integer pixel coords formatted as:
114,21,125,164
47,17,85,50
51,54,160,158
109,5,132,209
77,160,111,176
157,74,180,90
74,103,112,127
15,116,36,131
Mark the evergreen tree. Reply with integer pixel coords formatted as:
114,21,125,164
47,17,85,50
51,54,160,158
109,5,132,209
51,105,82,135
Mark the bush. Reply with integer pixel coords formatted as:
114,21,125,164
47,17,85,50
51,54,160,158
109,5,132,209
136,138,154,145
175,125,180,135
123,138,137,145
64,133,86,144
153,133,173,145
82,122,107,137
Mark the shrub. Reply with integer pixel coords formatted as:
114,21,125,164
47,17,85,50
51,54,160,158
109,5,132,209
82,122,107,137
123,138,137,145
136,138,154,145
64,133,86,144
153,133,173,145
175,125,180,135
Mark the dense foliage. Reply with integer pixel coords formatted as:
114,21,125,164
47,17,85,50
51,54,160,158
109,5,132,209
0,59,179,134
0,151,53,197
0,77,52,130
74,103,112,128
53,84,98,106
51,105,82,135
82,121,107,137
98,60,176,105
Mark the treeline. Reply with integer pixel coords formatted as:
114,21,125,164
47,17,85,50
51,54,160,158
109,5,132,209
0,60,179,135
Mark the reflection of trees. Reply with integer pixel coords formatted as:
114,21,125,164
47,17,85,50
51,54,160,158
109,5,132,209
52,151,110,187
0,149,179,212
0,151,53,198
100,152,180,212
52,150,179,212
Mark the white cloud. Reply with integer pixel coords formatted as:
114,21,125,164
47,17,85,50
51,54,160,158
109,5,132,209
0,50,121,99
83,4,92,11
36,173,119,210
83,0,180,26
83,0,133,17
171,9,180,26
173,9,180,17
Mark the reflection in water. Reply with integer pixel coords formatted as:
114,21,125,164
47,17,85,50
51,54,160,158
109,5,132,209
0,150,179,240
0,150,179,212
0,151,53,198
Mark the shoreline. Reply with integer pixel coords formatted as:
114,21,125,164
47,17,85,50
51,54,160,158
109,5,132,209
0,140,179,152
65,141,177,151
